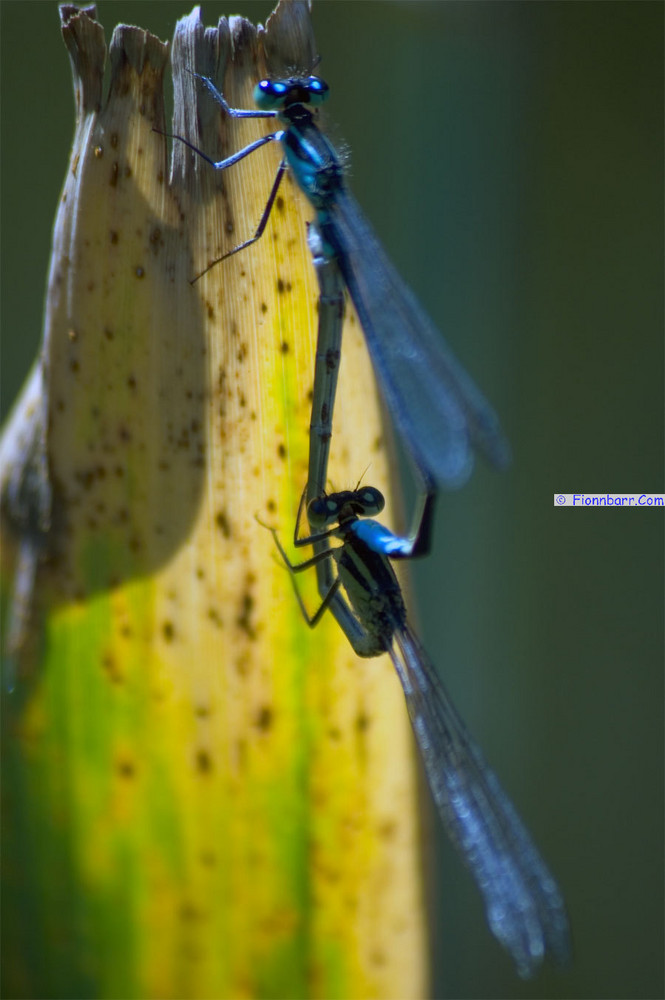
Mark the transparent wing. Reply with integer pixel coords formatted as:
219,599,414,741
391,626,570,978
324,190,511,488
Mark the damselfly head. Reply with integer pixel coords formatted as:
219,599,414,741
307,486,385,529
254,76,329,111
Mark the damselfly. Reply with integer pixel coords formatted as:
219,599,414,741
173,73,511,490
263,485,571,978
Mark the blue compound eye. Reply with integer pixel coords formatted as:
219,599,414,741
306,76,329,106
254,79,288,110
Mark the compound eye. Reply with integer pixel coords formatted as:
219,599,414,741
307,496,336,528
306,76,329,106
254,79,288,110
307,499,323,526
356,487,385,516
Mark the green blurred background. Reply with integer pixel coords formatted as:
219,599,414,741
1,2,663,998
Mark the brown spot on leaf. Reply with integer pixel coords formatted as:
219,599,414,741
255,706,273,731
117,758,136,779
356,713,370,733
236,593,256,640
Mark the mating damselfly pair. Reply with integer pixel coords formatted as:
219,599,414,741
169,68,570,978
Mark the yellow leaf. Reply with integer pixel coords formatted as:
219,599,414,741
1,4,426,998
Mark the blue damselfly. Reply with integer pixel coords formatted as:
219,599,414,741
172,73,510,490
